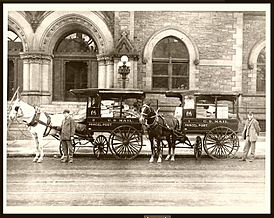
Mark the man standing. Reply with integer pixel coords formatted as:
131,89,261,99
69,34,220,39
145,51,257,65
60,109,76,163
241,111,261,162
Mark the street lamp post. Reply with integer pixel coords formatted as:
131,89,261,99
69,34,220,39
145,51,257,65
118,55,131,89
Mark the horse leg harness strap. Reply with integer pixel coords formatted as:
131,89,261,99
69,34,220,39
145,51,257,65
41,113,52,137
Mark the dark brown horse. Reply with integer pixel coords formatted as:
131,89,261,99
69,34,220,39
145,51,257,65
139,104,180,163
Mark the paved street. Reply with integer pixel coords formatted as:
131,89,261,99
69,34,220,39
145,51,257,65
6,133,267,159
4,156,269,214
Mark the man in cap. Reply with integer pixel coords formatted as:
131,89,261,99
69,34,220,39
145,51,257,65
60,109,76,163
240,111,261,162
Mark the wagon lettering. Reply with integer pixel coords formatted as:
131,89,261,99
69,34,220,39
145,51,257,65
199,123,207,128
214,120,228,123
185,123,198,128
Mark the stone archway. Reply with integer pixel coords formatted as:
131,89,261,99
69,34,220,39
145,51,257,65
37,12,114,98
36,12,113,55
8,12,34,101
143,28,199,90
8,12,33,52
20,12,114,103
247,39,266,94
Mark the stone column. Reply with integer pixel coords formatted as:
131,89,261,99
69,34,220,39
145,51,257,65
131,56,139,89
232,12,243,92
20,52,52,105
113,58,119,88
105,57,114,88
97,57,106,88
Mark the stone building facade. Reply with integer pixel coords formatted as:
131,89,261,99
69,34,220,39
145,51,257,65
7,11,267,128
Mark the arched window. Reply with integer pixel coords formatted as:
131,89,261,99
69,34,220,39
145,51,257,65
152,36,189,90
8,30,23,100
55,32,97,53
256,47,265,92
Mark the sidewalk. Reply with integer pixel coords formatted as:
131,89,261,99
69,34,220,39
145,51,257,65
6,134,266,159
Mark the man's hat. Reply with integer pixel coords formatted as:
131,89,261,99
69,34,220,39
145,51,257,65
63,109,70,114
248,111,253,116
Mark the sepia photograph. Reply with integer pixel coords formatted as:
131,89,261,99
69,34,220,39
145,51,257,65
3,3,271,214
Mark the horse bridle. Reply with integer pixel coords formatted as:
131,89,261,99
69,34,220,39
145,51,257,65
141,104,155,117
141,104,158,128
13,105,23,119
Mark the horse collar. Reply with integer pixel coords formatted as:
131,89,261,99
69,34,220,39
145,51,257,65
27,107,41,127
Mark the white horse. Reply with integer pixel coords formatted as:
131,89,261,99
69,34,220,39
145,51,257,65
9,98,64,163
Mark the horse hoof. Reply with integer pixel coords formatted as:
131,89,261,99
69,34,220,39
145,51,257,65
171,157,175,161
149,157,154,163
157,159,162,163
33,157,39,162
37,158,43,163
165,155,170,161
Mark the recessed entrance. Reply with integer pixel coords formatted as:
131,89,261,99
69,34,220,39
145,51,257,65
65,61,88,100
53,31,98,101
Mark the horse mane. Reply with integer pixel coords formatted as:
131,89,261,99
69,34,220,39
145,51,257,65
18,100,35,111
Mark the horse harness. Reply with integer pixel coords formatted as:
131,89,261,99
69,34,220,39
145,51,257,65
24,106,53,137
141,105,172,131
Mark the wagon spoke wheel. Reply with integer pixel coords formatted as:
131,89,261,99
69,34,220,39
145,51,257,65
203,126,239,159
194,136,202,160
93,135,108,159
59,141,63,157
109,125,142,160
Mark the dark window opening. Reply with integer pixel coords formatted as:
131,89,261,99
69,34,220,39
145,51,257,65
152,36,189,90
55,32,98,54
65,61,88,101
256,47,265,92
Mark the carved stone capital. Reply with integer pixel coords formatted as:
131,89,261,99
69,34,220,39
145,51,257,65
97,54,114,63
20,52,53,62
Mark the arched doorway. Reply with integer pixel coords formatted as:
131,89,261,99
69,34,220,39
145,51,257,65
8,30,23,100
53,31,98,101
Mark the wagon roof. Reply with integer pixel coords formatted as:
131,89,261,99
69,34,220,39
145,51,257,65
166,90,241,101
70,88,145,99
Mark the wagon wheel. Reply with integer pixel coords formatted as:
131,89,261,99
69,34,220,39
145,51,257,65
59,141,63,157
203,126,239,159
194,136,202,160
109,125,142,159
93,135,109,159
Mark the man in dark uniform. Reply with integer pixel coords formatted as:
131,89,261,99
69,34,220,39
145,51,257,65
240,111,261,162
60,109,76,163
